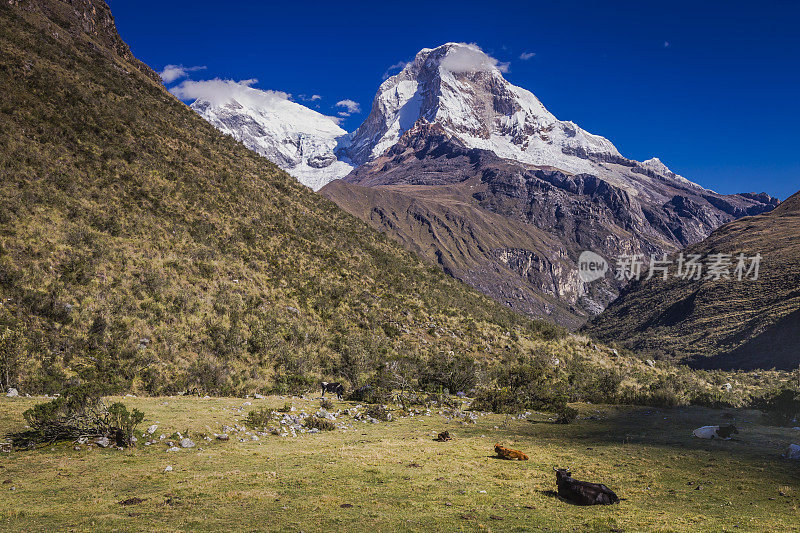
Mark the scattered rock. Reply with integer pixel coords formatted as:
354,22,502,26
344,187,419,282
646,359,656,368
254,394,265,400
167,446,180,452
147,424,158,435
96,437,110,448
164,466,173,472
216,434,230,441
179,438,195,448
5,388,18,398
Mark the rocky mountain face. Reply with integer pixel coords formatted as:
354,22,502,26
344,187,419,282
191,96,352,191
583,190,800,370
320,44,777,326
322,120,776,327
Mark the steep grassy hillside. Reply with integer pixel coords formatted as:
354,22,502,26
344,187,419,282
0,0,569,394
584,191,800,370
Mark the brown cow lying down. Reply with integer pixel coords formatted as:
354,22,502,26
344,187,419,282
435,431,452,442
555,468,619,505
494,444,528,460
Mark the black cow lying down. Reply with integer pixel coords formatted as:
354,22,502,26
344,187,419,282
321,382,345,399
555,468,620,505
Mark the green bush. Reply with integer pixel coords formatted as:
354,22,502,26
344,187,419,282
365,404,390,421
554,405,579,424
320,398,334,410
751,388,800,426
305,416,336,431
269,372,315,396
14,384,144,448
418,352,477,394
106,402,144,446
244,407,275,429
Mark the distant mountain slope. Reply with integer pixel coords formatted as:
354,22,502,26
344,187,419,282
323,117,777,326
0,0,574,393
583,190,800,370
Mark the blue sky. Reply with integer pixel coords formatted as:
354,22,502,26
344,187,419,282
111,0,799,199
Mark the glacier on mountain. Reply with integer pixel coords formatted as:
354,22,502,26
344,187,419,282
182,43,699,195
343,43,701,197
174,78,352,190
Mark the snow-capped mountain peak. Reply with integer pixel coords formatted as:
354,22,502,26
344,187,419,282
344,43,623,173
181,80,352,190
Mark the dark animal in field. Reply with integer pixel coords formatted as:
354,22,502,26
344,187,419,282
692,424,739,440
554,468,619,505
185,387,199,396
494,444,528,460
321,382,345,400
435,431,452,442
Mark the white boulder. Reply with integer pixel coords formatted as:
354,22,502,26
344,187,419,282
787,444,800,460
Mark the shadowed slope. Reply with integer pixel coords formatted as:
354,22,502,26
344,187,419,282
584,191,800,369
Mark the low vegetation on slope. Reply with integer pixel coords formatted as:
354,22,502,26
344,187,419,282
0,0,574,395
584,191,800,370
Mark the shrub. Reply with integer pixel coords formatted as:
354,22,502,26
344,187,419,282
347,385,390,404
319,398,334,410
751,388,800,426
690,390,736,409
365,404,390,421
244,407,275,429
305,416,336,431
13,384,144,448
106,402,145,446
269,372,315,396
418,352,477,394
554,405,579,424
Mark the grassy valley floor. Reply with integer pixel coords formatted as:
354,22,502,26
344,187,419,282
1,395,799,531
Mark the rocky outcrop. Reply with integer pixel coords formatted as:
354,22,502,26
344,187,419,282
12,0,162,83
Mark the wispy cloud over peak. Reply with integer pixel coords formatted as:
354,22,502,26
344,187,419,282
159,64,207,84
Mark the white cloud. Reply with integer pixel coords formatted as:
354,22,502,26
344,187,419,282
440,43,509,74
335,99,361,116
519,51,536,60
159,64,207,84
664,41,671,48
299,94,323,102
382,60,408,80
169,78,291,108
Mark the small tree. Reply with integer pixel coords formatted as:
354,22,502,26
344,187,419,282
752,388,800,426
